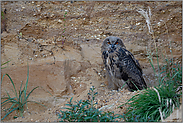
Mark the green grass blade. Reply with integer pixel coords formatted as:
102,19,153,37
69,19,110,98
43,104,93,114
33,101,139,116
1,107,19,120
120,81,127,90
3,89,18,104
1,100,16,107
1,73,6,85
1,66,8,69
24,64,29,101
4,89,11,99
1,97,17,106
6,103,17,112
19,81,24,96
9,88,17,97
25,86,39,101
161,75,167,83
4,74,18,99
130,80,139,91
1,60,11,66
26,100,47,108
1,96,14,100
39,86,53,96
19,89,25,104
19,81,24,103
171,71,180,80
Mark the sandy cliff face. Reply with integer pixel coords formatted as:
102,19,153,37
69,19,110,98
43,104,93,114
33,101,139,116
1,1,182,122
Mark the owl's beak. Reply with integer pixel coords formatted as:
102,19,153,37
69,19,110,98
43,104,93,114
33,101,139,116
111,44,115,48
109,44,115,53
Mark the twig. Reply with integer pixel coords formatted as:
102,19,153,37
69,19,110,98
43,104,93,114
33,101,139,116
136,8,152,34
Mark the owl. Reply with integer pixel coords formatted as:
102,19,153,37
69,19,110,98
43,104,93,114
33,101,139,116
101,36,147,91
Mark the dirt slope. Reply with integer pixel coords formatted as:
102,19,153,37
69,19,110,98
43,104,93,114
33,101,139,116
1,1,182,122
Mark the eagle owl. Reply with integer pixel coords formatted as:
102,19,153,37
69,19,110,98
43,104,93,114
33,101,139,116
101,36,147,91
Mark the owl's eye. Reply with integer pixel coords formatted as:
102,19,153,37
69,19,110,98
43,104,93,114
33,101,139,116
115,42,118,44
107,42,110,44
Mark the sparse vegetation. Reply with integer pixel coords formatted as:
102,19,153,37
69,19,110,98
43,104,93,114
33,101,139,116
1,60,11,69
120,7,182,122
1,10,4,19
57,86,123,122
61,11,67,46
1,65,46,120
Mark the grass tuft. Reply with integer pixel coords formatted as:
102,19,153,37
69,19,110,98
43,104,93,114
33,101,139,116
122,82,181,122
1,64,46,120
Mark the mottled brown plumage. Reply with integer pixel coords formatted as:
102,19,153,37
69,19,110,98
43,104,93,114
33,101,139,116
101,36,147,91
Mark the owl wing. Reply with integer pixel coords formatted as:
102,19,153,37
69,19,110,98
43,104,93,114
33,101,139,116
116,48,147,91
123,49,143,75
101,51,108,67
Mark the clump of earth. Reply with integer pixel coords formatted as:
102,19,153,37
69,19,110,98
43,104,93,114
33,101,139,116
1,1,182,122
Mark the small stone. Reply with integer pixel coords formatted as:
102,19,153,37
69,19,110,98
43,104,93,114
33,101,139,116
125,26,130,29
71,77,76,79
100,83,105,87
42,54,46,58
58,19,62,23
50,14,54,17
136,22,140,25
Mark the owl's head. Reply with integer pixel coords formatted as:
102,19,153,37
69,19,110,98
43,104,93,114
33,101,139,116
101,36,126,53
